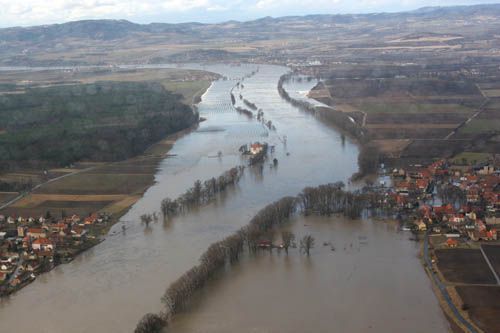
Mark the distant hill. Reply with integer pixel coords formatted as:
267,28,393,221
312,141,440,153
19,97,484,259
1,4,500,43
1,3,500,65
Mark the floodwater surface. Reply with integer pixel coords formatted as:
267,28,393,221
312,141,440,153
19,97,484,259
170,216,449,333
0,64,447,332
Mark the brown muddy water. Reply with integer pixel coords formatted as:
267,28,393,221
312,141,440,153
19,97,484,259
0,64,447,332
170,216,448,333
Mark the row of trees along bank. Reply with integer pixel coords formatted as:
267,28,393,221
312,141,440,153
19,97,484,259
135,182,371,333
160,166,245,220
278,74,381,179
277,74,366,142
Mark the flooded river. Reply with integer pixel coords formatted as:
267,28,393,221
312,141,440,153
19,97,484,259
170,216,448,333
0,64,447,332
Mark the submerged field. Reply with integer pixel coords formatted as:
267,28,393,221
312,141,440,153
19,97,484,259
168,216,448,333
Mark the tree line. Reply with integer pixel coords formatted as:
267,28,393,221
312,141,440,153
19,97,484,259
278,74,367,142
243,98,258,110
278,74,382,179
299,182,365,219
160,166,245,220
135,182,369,332
0,81,197,168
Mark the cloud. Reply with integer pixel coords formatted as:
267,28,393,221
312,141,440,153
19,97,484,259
0,0,215,26
0,0,499,27
207,4,228,12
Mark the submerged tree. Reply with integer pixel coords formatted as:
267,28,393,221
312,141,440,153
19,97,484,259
140,214,153,227
134,313,166,333
300,235,315,256
281,231,295,254
159,166,245,220
140,182,372,330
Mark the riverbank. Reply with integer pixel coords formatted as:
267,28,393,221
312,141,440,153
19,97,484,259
277,73,380,180
300,73,500,332
128,66,456,332
277,74,366,143
0,76,213,297
0,63,441,333
0,122,204,297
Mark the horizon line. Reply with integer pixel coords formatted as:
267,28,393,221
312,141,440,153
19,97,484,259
1,2,499,30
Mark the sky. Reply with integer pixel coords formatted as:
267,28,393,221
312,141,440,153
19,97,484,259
0,0,499,28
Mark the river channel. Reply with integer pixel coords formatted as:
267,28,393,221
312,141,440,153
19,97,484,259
0,63,447,332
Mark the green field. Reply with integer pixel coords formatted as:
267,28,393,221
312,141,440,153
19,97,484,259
37,172,153,195
451,152,492,165
161,80,211,104
357,102,474,114
459,119,500,134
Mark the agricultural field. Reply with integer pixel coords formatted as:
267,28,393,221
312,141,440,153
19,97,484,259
458,119,500,135
37,173,153,195
161,80,212,104
456,286,500,333
314,78,482,142
451,152,492,166
435,249,497,285
0,68,217,101
482,245,500,278
0,158,160,218
309,70,500,163
0,192,18,204
0,67,213,222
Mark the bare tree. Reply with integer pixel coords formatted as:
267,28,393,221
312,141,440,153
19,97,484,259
134,313,165,333
300,235,315,256
281,231,295,254
140,214,153,227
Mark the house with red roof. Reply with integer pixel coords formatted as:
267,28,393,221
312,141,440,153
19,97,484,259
250,143,264,155
27,228,46,239
395,181,411,196
466,187,480,203
416,179,429,191
433,204,455,216
32,238,54,252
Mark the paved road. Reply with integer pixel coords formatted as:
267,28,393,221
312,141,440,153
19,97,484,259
0,166,97,211
444,98,490,140
424,232,479,333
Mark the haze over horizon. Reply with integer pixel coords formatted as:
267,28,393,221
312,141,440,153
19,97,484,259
1,0,500,28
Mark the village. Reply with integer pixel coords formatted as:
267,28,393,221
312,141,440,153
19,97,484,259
0,211,111,296
384,157,499,244
381,156,500,332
